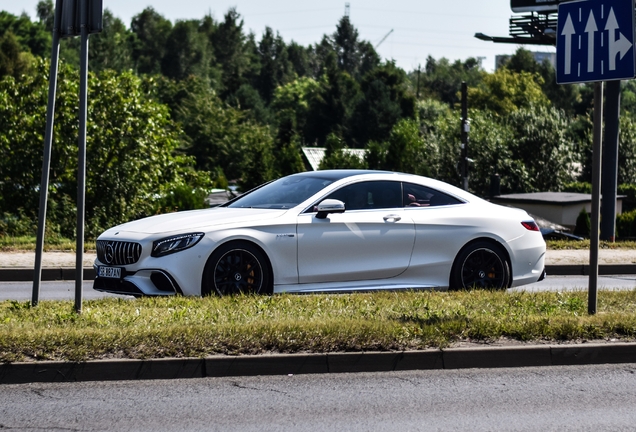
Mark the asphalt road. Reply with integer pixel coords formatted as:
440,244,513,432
2,363,636,431
510,274,636,292
0,275,634,301
0,281,132,301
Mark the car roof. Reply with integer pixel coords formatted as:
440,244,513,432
278,169,485,205
290,169,394,181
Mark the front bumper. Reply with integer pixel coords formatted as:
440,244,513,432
93,266,183,296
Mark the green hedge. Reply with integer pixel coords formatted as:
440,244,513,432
563,182,636,238
617,209,636,239
564,182,636,214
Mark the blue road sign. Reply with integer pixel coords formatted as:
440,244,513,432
557,0,636,84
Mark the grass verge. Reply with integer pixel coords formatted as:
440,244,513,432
1,290,636,363
546,239,636,250
0,236,95,252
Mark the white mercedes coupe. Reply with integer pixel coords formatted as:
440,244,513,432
93,170,546,297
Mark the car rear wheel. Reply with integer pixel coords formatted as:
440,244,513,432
450,241,510,290
202,242,272,296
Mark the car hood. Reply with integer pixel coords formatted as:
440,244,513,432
101,208,287,235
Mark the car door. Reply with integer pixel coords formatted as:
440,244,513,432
296,180,415,284
401,182,471,270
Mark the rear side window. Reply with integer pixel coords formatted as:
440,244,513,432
403,183,464,207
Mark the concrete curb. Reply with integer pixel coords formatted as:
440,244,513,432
0,265,635,282
546,264,636,276
2,343,636,384
0,268,96,282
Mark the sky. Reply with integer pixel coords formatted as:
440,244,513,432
1,0,556,72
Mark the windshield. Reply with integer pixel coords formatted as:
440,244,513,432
226,175,335,209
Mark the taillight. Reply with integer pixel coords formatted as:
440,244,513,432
521,221,540,231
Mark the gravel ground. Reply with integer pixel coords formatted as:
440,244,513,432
0,249,635,268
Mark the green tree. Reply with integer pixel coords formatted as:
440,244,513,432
417,98,452,135
506,105,576,192
351,61,416,146
162,19,212,82
417,56,484,106
0,60,206,237
306,52,361,146
130,7,172,75
230,83,270,124
0,10,50,58
0,31,35,79
287,41,312,77
503,47,581,115
254,27,293,104
383,119,432,176
463,110,526,196
272,76,321,139
152,75,276,187
89,9,135,72
36,0,54,31
618,113,636,184
319,133,366,170
469,68,549,114
210,8,251,98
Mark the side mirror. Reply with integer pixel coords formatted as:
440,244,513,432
315,199,345,219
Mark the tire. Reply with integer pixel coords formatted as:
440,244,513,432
202,241,272,296
450,241,510,290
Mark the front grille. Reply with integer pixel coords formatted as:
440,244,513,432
96,240,142,265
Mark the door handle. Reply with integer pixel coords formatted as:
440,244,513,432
383,214,401,222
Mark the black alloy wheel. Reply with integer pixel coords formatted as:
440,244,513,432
203,242,272,296
451,242,510,290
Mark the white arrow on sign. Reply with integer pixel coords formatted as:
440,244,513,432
606,7,633,71
561,13,575,75
585,10,598,72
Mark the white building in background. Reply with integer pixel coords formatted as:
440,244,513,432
495,52,556,70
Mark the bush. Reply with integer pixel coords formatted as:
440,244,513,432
0,211,35,237
617,209,636,239
573,208,591,237
563,182,592,194
618,184,636,212
156,185,209,213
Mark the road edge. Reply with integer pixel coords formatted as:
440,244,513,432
1,264,636,282
2,343,635,384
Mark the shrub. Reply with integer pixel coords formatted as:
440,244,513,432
573,208,591,237
617,209,636,239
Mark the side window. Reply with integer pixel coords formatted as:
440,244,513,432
402,183,464,207
323,181,402,211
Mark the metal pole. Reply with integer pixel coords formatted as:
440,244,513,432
416,65,421,99
33,0,64,307
589,81,604,316
76,0,89,314
601,80,621,242
460,82,469,191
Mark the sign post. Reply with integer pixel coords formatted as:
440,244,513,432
556,0,635,314
32,0,102,312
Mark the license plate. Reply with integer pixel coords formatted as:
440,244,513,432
98,266,122,279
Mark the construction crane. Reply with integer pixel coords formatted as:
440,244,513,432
375,29,394,48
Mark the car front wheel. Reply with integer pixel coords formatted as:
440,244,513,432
450,241,510,290
202,241,272,296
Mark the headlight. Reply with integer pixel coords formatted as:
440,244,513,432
151,233,204,257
